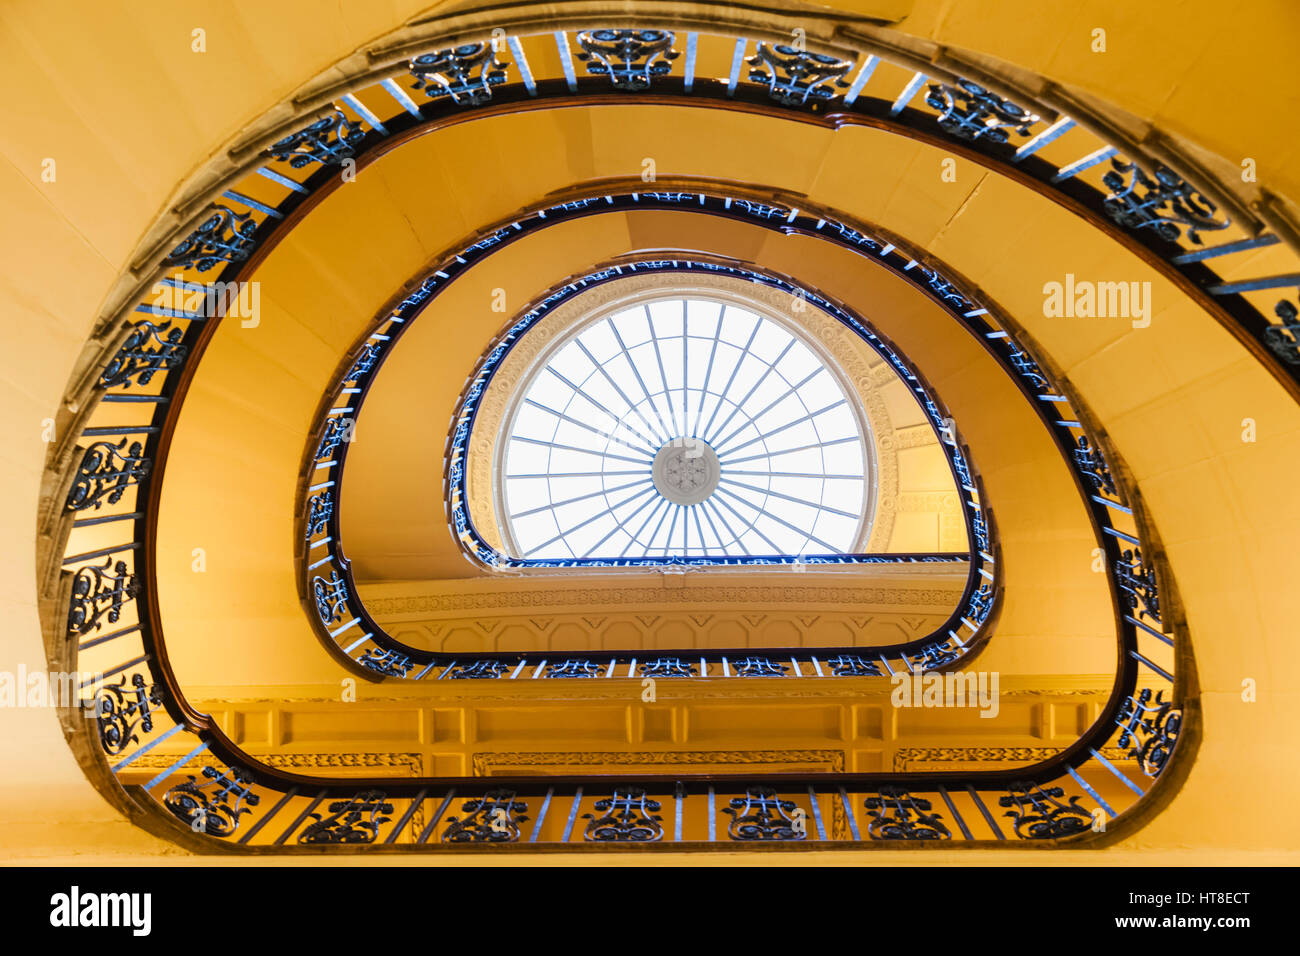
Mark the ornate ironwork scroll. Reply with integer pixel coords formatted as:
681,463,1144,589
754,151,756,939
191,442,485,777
1115,548,1160,625
576,29,678,90
164,766,260,837
545,659,603,678
863,786,951,840
966,584,994,625
924,80,1039,144
67,556,137,637
1265,298,1300,365
100,320,187,389
1116,688,1181,777
268,109,366,167
66,439,150,511
311,570,349,626
745,44,852,106
165,206,258,273
583,788,664,841
448,659,510,679
358,648,413,677
906,639,962,670
999,782,1091,839
443,790,528,842
410,43,508,106
1101,159,1230,245
305,491,333,540
824,655,882,677
723,787,806,840
1006,344,1050,391
345,342,382,381
94,673,161,755
1072,435,1117,495
313,416,350,463
731,656,786,677
639,657,695,678
299,791,393,844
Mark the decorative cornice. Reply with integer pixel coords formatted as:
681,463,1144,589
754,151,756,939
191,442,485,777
893,747,1127,772
367,582,965,618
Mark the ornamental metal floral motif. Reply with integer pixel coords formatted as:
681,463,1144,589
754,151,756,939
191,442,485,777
924,80,1040,144
1265,299,1300,365
917,264,971,309
745,44,852,106
967,584,994,624
443,790,528,842
268,109,365,167
575,29,678,90
165,206,258,273
65,439,150,511
1115,548,1160,625
545,659,603,678
906,640,962,670
639,657,695,678
68,556,137,637
1005,344,1050,391
1072,435,1117,495
313,416,349,462
583,788,664,841
345,342,382,381
999,782,1092,839
164,766,260,837
94,673,162,755
100,320,188,389
1101,159,1230,246
410,43,508,106
358,648,413,677
1116,688,1181,777
299,791,393,844
449,659,510,679
824,654,882,677
305,491,333,539
864,786,951,840
724,787,806,840
312,570,349,625
731,656,787,677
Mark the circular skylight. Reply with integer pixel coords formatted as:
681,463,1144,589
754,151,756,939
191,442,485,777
498,295,869,561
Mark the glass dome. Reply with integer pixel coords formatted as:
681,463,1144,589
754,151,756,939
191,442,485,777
498,295,870,561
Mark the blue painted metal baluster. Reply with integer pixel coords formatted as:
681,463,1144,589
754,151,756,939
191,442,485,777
142,740,210,793
238,787,298,844
554,32,578,92
560,786,584,842
384,788,429,843
937,785,973,840
417,790,457,843
1013,116,1075,161
274,790,327,845
340,93,388,136
529,787,554,842
966,785,1006,840
842,55,878,105
726,38,746,95
890,71,927,114
1052,145,1117,182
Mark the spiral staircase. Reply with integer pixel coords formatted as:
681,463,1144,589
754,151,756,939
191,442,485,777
3,0,1298,861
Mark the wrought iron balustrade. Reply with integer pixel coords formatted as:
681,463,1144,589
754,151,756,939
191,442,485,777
37,13,1217,854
